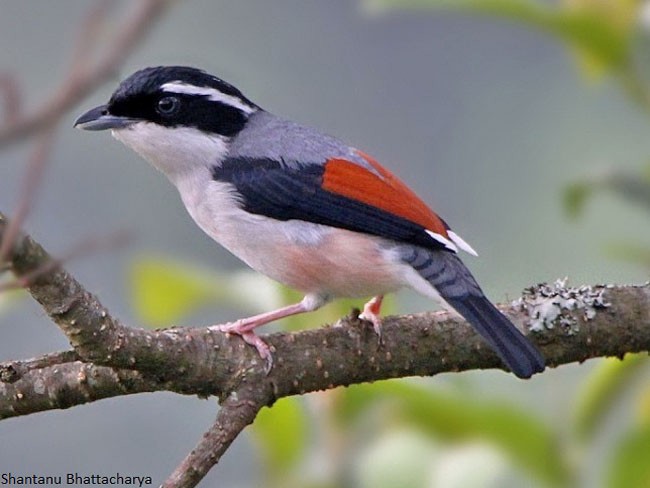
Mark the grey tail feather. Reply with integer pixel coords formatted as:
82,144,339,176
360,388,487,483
399,245,545,378
444,294,545,379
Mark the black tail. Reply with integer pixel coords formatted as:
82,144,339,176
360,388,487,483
400,246,545,378
444,294,545,378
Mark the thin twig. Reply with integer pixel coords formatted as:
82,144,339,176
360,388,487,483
0,350,80,383
0,361,161,420
162,389,266,488
0,0,171,148
68,0,115,79
0,227,131,292
0,74,21,125
0,127,56,262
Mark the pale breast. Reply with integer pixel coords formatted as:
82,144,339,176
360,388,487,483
175,171,409,298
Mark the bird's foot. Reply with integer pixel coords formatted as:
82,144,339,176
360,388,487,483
359,295,384,346
208,300,315,374
212,321,273,373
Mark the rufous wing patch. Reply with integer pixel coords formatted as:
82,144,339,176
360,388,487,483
321,151,450,242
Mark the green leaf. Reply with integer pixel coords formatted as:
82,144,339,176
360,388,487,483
337,381,568,485
0,285,22,316
251,397,308,478
607,425,650,488
563,181,595,219
363,0,630,76
564,165,650,220
128,255,288,327
355,428,439,488
129,256,218,326
638,385,650,428
604,243,650,267
574,354,648,440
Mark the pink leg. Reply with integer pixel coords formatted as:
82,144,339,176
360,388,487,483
359,295,384,337
210,294,325,372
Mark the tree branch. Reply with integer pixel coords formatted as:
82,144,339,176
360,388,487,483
1,213,649,487
162,385,266,488
1,350,80,383
0,360,159,419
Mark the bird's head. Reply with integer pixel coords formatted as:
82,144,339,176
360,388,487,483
75,66,258,178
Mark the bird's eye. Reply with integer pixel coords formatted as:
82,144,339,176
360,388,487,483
156,96,180,116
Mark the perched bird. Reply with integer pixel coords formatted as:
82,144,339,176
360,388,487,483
75,66,545,378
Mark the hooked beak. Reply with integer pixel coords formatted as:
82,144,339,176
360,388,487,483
74,105,136,131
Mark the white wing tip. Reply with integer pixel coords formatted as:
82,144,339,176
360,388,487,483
425,229,458,252
447,230,478,256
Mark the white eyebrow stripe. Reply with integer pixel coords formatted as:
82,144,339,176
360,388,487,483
161,81,255,115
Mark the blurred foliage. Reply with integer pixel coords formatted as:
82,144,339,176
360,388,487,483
364,0,635,79
129,256,220,325
337,381,568,485
604,243,650,267
0,287,20,317
129,255,284,327
354,428,442,488
126,2,650,486
129,255,395,328
564,163,650,219
573,354,648,440
0,274,24,317
607,426,650,488
562,159,650,272
252,396,309,483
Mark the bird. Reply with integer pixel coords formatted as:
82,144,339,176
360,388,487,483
74,66,545,378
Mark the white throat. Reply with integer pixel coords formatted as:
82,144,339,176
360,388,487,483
111,122,229,182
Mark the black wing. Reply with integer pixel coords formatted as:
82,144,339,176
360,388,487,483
211,157,448,251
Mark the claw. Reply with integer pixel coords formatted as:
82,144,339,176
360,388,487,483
240,331,273,373
207,297,324,373
359,295,384,346
213,322,273,373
